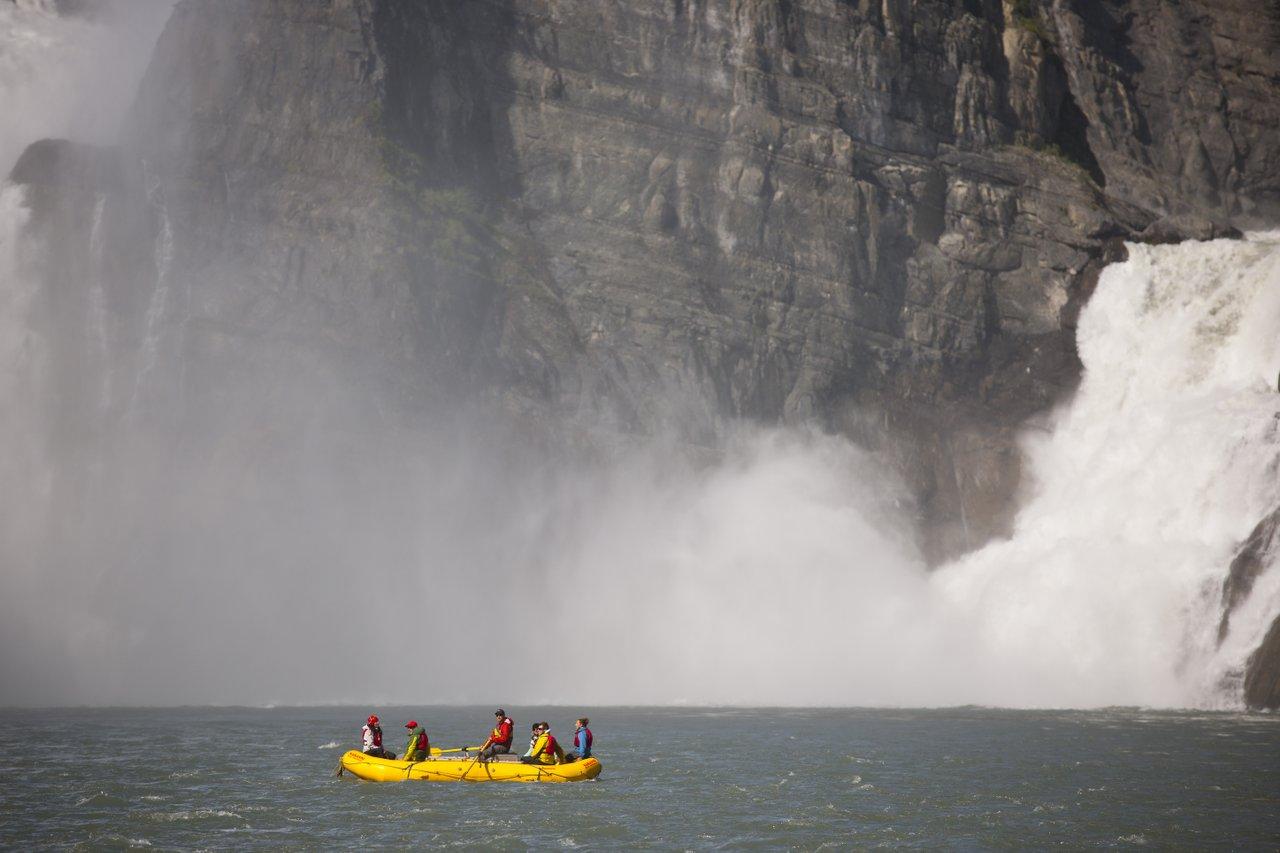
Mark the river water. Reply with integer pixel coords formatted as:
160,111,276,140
1,706,1276,849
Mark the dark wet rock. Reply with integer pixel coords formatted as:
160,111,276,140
1061,236,1128,332
9,138,122,194
1219,508,1280,643
1244,615,1280,710
1050,0,1280,222
1138,215,1244,245
1217,507,1280,710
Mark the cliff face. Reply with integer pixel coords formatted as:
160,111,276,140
121,0,501,426
1055,0,1280,220
10,1,1280,696
16,0,1280,548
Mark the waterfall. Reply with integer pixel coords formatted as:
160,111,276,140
0,184,48,571
129,166,175,415
87,192,113,410
547,234,1280,709
934,232,1280,707
0,0,89,607
0,0,175,701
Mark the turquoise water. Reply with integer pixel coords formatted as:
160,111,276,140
1,706,1277,849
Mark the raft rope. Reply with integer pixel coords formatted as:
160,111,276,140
339,751,591,782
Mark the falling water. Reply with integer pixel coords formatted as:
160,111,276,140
932,233,1280,707
86,192,113,409
129,166,174,414
0,185,46,576
0,0,175,701
532,234,1280,709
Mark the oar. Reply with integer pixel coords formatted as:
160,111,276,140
460,753,483,779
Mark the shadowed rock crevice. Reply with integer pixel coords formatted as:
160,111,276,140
1045,56,1105,187
365,0,525,400
372,1,521,201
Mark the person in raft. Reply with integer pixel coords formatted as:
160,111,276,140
361,714,394,759
568,717,592,761
521,721,566,765
521,722,541,760
403,720,430,761
478,708,514,759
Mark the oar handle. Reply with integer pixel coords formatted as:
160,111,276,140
431,745,484,754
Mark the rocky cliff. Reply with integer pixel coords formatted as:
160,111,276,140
108,0,1278,552
10,0,1280,701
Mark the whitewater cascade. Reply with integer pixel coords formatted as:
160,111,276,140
515,234,1280,709
0,1,103,631
933,234,1280,708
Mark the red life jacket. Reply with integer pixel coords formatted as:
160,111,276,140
542,733,560,757
369,725,383,748
574,727,592,750
491,717,514,747
413,731,429,754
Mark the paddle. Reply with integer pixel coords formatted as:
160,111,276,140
460,734,499,778
459,750,485,780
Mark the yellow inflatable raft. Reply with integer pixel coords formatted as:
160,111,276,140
338,750,602,783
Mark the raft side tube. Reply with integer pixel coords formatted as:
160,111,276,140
339,750,602,783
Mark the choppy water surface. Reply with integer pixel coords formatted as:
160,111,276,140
0,706,1276,849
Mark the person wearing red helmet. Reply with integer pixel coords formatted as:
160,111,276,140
361,714,394,759
478,709,514,759
403,720,429,761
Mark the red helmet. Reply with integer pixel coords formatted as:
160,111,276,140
405,720,419,729
367,715,379,725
